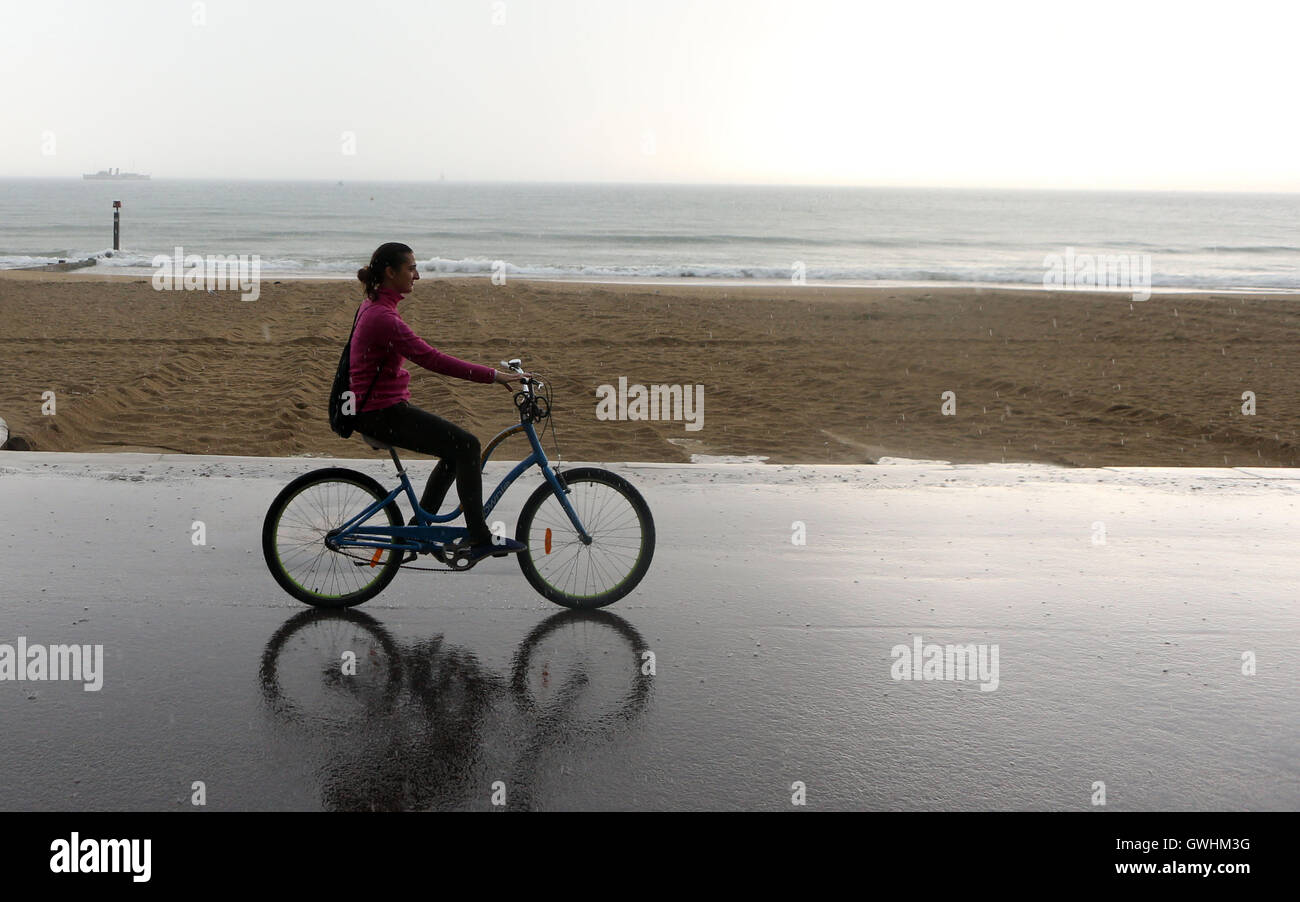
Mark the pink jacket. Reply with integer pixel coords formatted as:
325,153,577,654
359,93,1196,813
349,287,496,413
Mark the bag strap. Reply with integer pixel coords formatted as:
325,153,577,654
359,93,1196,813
347,301,383,415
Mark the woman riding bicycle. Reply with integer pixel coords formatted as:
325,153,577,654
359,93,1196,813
350,241,529,563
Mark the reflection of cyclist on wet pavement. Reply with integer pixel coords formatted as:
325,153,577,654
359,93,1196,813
261,610,652,811
350,241,532,564
323,635,506,812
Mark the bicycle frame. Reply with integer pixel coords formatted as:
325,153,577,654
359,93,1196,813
330,415,591,557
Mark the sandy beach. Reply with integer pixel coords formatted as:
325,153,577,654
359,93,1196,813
1,271,1297,466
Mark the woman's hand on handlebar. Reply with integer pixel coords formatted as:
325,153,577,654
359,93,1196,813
493,369,533,387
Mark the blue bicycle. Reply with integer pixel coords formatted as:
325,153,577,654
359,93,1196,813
262,360,655,609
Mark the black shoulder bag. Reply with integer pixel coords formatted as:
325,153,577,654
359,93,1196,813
328,304,382,439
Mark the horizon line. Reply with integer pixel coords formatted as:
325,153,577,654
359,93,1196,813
1,175,1297,195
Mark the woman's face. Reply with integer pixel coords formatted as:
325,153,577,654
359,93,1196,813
384,253,420,294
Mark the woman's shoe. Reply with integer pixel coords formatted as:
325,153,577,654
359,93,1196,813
464,537,527,562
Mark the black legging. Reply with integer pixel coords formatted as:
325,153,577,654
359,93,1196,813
354,401,491,544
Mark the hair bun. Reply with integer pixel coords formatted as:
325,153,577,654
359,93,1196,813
357,266,371,282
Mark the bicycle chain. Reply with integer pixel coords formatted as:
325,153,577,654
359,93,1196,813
331,544,469,573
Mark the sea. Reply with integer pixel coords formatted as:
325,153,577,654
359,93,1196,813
0,179,1296,290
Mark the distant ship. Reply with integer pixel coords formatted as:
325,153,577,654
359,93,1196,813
83,168,150,180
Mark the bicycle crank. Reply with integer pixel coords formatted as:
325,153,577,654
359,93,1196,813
436,539,480,572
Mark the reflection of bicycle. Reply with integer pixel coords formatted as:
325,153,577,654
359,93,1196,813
260,608,652,732
261,359,655,610
258,609,653,810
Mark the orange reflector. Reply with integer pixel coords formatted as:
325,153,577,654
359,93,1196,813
369,548,383,567
544,528,552,554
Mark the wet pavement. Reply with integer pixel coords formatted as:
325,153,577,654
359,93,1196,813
0,453,1297,810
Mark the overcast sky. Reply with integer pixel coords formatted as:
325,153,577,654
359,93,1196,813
2,0,1296,190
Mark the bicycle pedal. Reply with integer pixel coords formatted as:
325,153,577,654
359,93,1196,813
447,553,478,571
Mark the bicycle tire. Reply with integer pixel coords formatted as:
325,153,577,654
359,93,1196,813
262,467,404,608
514,467,654,609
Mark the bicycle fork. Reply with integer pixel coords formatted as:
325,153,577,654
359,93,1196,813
539,465,593,546
476,420,595,547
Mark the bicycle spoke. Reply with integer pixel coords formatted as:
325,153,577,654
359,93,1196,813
525,475,648,601
271,477,397,601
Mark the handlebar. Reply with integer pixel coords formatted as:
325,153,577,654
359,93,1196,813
500,358,543,393
500,357,550,423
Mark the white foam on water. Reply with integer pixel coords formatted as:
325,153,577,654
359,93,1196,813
6,251,1300,293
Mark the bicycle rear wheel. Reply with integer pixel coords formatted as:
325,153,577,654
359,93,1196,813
262,468,404,608
515,467,655,609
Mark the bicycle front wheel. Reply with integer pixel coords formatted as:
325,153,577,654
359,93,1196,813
262,467,404,608
515,467,655,609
